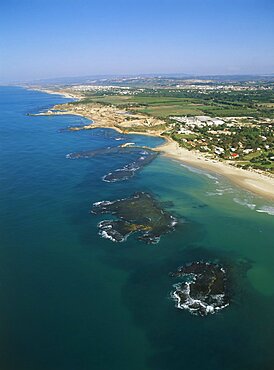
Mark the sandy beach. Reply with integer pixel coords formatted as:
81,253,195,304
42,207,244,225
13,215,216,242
26,87,82,100
33,88,274,201
159,138,274,201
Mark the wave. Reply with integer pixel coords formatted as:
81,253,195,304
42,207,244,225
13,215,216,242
233,197,256,210
179,163,219,181
256,206,274,216
206,187,234,197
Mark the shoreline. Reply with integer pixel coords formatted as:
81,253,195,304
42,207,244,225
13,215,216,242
32,87,274,202
159,138,274,201
25,86,82,100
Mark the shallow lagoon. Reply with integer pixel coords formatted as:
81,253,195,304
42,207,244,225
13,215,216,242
0,87,274,370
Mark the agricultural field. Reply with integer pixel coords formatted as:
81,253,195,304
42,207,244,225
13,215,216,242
78,87,274,119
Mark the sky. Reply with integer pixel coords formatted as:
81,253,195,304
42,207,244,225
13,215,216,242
0,0,274,82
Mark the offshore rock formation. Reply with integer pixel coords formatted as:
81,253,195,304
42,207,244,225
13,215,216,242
102,148,158,182
170,262,229,316
66,145,158,182
92,192,177,244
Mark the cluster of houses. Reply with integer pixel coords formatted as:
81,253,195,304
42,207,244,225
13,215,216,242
169,115,273,161
214,146,240,158
171,115,225,128
70,85,143,96
173,84,272,92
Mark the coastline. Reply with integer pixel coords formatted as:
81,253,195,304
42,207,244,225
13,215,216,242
32,87,274,202
159,138,274,201
25,87,81,100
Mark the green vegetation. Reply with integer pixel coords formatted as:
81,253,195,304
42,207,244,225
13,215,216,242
77,86,274,119
70,80,274,174
169,122,274,173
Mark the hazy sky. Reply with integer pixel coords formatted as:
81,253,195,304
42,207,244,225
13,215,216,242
1,0,274,82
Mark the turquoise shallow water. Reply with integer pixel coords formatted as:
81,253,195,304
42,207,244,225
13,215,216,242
0,87,274,370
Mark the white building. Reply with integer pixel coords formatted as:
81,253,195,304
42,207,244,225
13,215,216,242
171,115,224,128
215,147,225,155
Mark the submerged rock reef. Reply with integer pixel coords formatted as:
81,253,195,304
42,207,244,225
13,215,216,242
170,262,229,316
103,149,158,182
66,145,158,182
92,192,177,244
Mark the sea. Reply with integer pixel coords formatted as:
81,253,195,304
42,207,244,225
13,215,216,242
0,86,274,370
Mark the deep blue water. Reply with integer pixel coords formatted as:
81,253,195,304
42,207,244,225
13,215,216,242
0,87,274,370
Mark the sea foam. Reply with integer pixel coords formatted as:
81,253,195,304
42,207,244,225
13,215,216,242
256,206,274,216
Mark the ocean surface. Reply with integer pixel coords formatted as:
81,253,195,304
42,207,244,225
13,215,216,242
0,86,274,370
